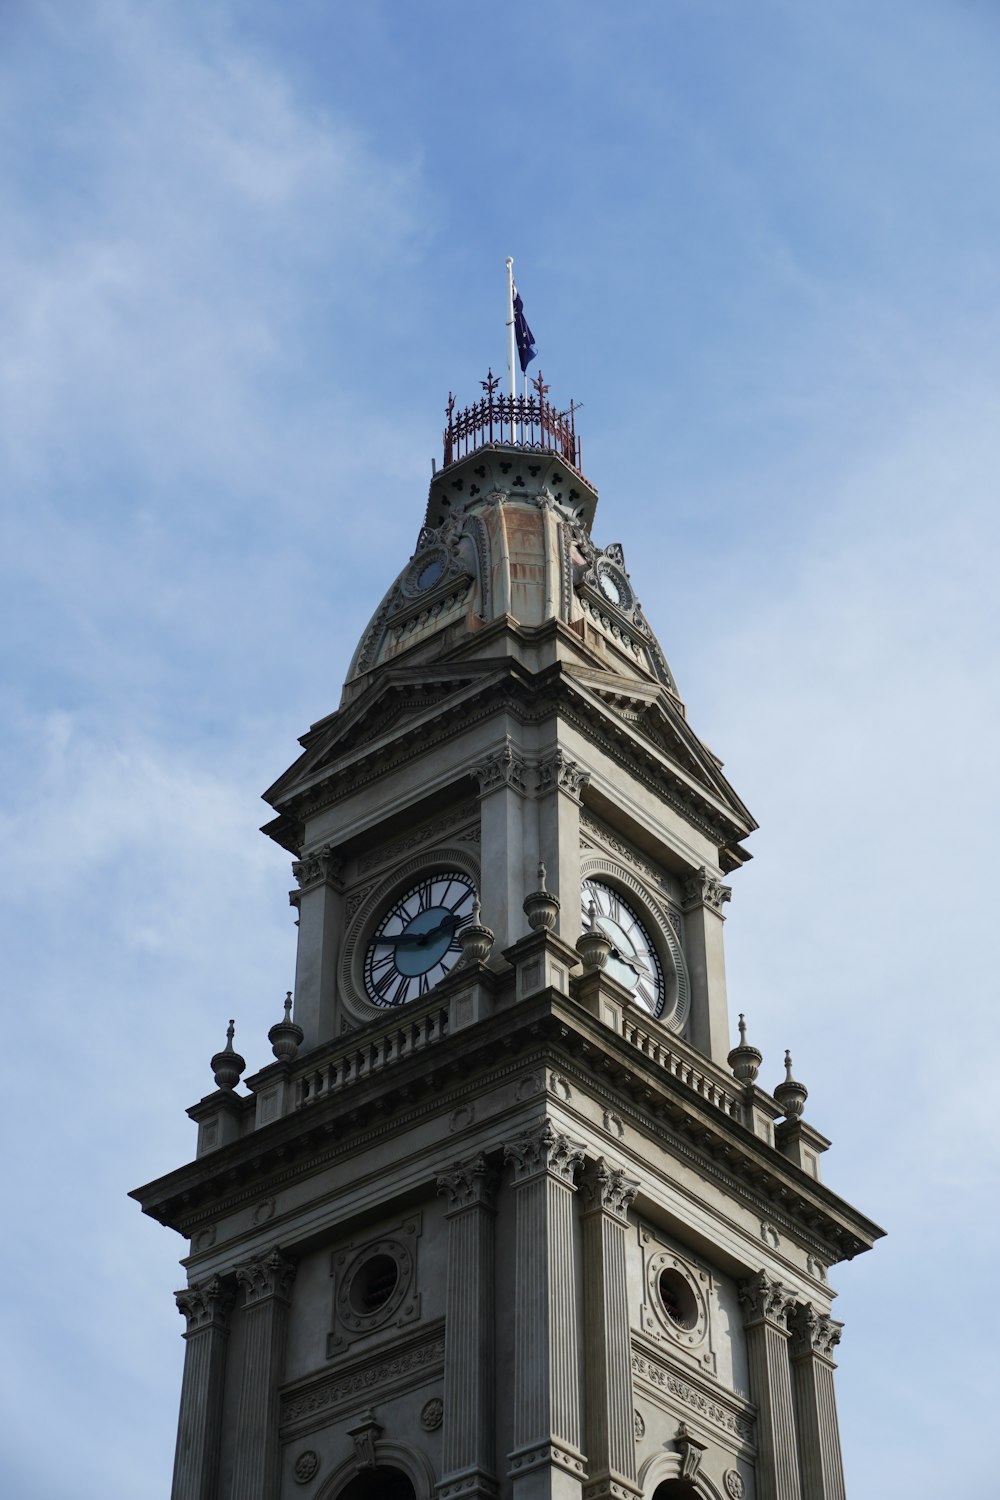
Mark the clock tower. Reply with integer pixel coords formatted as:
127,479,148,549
133,377,881,1500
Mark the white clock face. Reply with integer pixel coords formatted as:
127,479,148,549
598,569,623,605
581,878,665,1016
364,871,477,1007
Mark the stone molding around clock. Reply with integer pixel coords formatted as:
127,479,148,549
579,851,690,1034
327,1215,422,1356
338,845,481,1027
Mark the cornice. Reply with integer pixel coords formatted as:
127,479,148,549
132,992,882,1266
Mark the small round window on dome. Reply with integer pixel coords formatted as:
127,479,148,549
658,1268,698,1331
349,1253,399,1315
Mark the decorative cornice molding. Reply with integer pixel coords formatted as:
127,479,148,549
503,1119,585,1186
580,1155,640,1221
436,1153,499,1212
174,1275,234,1334
738,1270,793,1331
681,866,732,915
536,748,590,801
235,1247,297,1307
471,734,527,796
788,1302,843,1362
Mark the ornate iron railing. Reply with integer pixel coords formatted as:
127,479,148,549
442,369,582,472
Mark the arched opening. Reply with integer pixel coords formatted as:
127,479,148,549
336,1468,416,1500
652,1481,700,1500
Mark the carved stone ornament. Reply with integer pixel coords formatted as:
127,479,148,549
580,1156,640,1221
175,1275,233,1334
633,1410,645,1442
235,1247,297,1306
789,1302,843,1361
420,1396,444,1431
293,1450,321,1485
436,1153,499,1211
292,844,342,891
723,1470,745,1499
347,1408,382,1471
503,1120,585,1185
682,866,732,914
738,1270,792,1329
674,1422,708,1481
536,748,591,801
471,734,527,795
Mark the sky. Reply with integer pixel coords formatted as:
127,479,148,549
1,1,998,1495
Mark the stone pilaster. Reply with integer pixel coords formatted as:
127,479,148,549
534,747,588,943
436,1155,500,1500
681,866,732,1068
738,1272,800,1500
504,1121,587,1500
229,1248,297,1500
472,734,528,952
579,1159,642,1500
172,1276,234,1500
788,1305,846,1500
290,844,343,1049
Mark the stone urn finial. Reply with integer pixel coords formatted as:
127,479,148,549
211,1019,246,1091
459,899,495,966
727,1012,763,1085
774,1048,808,1120
268,991,304,1062
576,898,613,971
523,860,561,931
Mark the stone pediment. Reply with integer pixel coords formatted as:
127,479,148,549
565,665,749,820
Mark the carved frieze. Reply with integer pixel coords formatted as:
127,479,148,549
630,1349,754,1445
503,1120,585,1185
281,1328,446,1428
357,801,479,875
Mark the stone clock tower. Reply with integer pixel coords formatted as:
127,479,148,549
133,379,881,1500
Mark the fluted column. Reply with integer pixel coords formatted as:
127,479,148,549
504,1121,587,1500
436,1154,500,1500
580,1158,641,1500
229,1248,297,1500
788,1305,846,1500
172,1276,234,1500
739,1272,800,1500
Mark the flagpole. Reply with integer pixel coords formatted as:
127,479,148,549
505,256,517,442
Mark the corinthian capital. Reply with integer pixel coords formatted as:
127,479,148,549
291,844,343,891
738,1270,793,1329
436,1153,499,1211
682,866,731,914
235,1247,297,1306
471,735,527,796
789,1301,843,1361
504,1119,585,1185
175,1275,234,1333
536,748,591,801
579,1155,640,1221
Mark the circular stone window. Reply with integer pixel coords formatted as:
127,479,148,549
349,1253,400,1315
658,1268,698,1331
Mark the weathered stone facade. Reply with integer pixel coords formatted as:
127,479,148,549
133,430,881,1500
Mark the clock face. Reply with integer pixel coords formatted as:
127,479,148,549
364,871,478,1007
581,878,665,1017
598,569,623,606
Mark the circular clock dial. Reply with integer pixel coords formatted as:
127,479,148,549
598,569,622,606
364,871,477,1007
580,878,665,1016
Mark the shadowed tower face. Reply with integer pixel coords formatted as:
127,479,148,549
133,378,882,1500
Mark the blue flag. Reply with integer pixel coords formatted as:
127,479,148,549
513,286,537,373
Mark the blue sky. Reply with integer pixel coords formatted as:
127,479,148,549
2,2,998,1495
